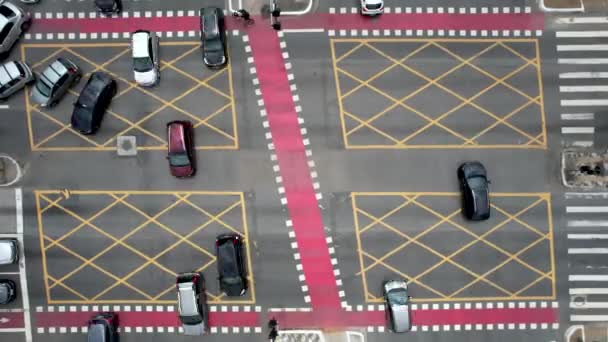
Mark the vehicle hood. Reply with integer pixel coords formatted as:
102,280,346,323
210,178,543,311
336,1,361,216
95,0,117,10
384,280,407,292
134,69,157,86
182,322,205,335
30,84,50,106
203,51,226,67
170,165,193,178
222,280,245,296
364,0,383,5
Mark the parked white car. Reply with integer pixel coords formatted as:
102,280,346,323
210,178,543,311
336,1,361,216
131,30,159,87
0,2,31,59
360,0,384,15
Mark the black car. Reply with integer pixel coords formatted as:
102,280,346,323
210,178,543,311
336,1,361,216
87,312,118,342
71,72,116,135
216,234,246,296
0,280,16,305
458,161,490,221
200,7,227,68
94,0,122,16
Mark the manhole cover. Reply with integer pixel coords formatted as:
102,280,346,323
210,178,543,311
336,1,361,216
117,136,137,156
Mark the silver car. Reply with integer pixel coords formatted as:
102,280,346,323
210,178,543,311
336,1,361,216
0,60,33,100
0,2,31,59
131,30,159,86
384,280,411,333
177,272,206,335
31,58,81,107
0,238,18,265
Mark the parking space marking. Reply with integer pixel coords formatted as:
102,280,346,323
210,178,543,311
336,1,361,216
330,39,546,149
352,192,555,302
22,42,238,151
35,190,255,304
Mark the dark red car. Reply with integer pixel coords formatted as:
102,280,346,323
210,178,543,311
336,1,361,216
166,121,195,177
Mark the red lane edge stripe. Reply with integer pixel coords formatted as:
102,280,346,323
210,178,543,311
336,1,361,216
248,27,341,310
28,13,544,34
35,312,258,327
270,308,558,329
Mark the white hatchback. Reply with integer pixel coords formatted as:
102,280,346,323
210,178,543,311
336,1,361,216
131,30,159,87
360,0,384,15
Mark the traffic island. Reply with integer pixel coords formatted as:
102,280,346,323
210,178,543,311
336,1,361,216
561,150,608,189
540,0,584,12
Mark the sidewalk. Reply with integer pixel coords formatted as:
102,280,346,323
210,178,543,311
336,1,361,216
541,0,608,12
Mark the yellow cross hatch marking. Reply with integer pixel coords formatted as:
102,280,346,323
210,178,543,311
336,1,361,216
22,42,238,151
35,190,255,304
352,192,555,302
330,39,546,149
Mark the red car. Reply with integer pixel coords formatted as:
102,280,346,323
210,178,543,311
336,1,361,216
166,121,195,177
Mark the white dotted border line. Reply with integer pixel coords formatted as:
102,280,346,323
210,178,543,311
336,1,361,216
31,10,225,20
329,7,533,14
365,322,559,333
344,301,559,312
24,30,243,41
37,326,263,334
328,29,543,37
36,305,261,313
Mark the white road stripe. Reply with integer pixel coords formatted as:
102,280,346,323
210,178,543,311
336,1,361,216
559,58,608,64
571,141,594,147
560,72,608,79
570,275,608,281
557,31,608,38
570,302,608,309
282,28,325,33
562,99,608,106
569,248,608,254
570,288,608,295
558,44,608,51
0,328,25,333
0,272,21,275
569,220,608,227
567,206,608,213
562,127,595,134
556,17,608,24
571,315,608,322
568,234,608,239
562,113,594,120
560,86,608,92
0,105,8,109
16,189,31,342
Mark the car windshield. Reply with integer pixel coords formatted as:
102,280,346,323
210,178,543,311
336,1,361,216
180,314,202,325
169,153,190,167
133,56,154,73
468,176,487,189
205,38,222,52
388,288,408,305
35,78,52,97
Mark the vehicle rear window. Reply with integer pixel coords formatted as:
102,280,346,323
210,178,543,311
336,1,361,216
0,6,16,19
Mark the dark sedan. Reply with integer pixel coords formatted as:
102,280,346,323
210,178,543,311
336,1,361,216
95,0,122,16
71,72,116,135
458,161,490,221
200,7,227,68
0,280,16,305
216,234,247,296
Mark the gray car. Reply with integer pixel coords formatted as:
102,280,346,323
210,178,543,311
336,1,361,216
0,2,31,59
30,57,81,107
384,280,411,333
0,280,16,304
0,238,18,265
177,272,207,335
0,60,32,100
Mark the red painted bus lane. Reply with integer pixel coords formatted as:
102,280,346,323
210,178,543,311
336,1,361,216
28,13,544,34
249,26,341,311
269,307,558,329
36,311,259,328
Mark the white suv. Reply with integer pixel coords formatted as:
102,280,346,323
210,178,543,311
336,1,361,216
131,30,159,87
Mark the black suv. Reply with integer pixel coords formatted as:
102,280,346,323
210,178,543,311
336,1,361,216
458,161,490,221
200,7,227,68
216,234,247,296
95,0,122,16
71,72,116,135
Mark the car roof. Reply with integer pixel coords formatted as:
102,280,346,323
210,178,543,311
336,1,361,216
177,282,199,316
168,122,187,153
132,31,150,58
200,8,220,36
218,240,238,276
42,59,69,84
0,62,21,85
87,323,106,342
